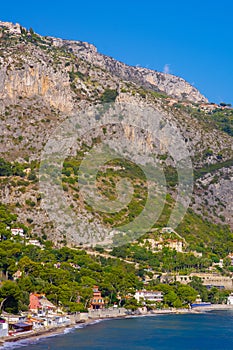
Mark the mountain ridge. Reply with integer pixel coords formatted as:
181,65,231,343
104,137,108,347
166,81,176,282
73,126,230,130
0,20,232,248
0,20,208,104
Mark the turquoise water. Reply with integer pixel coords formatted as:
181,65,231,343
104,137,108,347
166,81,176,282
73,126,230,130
4,311,233,350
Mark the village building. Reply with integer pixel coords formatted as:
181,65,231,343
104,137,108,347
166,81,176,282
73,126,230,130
26,317,45,329
227,293,233,305
211,259,224,269
12,322,33,333
90,286,105,310
29,293,56,315
190,295,211,308
11,228,24,237
134,290,163,303
0,318,8,338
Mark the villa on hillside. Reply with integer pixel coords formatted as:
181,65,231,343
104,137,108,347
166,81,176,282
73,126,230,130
142,227,187,253
165,239,183,253
90,286,105,310
165,273,233,290
134,290,163,304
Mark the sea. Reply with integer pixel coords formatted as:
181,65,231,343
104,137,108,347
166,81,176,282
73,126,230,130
3,311,233,350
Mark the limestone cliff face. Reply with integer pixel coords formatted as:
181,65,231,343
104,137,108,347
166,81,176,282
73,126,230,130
0,62,74,112
0,22,74,113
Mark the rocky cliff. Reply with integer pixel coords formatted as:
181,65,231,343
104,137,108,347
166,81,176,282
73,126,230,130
0,21,207,105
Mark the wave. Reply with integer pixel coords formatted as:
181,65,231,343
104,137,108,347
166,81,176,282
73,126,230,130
2,338,38,349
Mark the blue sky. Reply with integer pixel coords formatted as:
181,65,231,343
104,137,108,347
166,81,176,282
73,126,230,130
1,0,233,104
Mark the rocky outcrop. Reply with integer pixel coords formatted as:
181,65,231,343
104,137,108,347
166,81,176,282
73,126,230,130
51,37,208,103
0,21,21,35
194,166,233,227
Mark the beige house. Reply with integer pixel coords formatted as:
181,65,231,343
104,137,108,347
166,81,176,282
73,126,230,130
169,273,233,290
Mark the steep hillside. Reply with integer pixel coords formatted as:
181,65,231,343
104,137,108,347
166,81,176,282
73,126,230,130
0,21,232,250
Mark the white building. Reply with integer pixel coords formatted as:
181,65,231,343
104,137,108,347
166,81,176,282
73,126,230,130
0,322,8,337
11,228,24,237
26,239,43,248
227,293,233,305
212,259,224,269
134,290,163,303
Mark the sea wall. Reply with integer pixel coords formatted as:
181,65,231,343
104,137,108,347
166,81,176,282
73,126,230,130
88,308,127,319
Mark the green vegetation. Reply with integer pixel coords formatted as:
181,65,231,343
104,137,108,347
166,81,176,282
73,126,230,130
112,244,210,273
68,69,86,82
0,158,39,179
101,89,118,103
194,158,233,180
155,197,233,257
0,158,25,177
177,209,233,256
211,108,233,137
58,145,233,258
178,104,233,138
0,242,140,313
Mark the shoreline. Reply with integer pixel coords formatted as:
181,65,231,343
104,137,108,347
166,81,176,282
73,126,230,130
0,318,107,348
1,305,233,348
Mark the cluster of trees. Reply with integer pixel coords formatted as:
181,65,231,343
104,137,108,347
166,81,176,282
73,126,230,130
188,276,229,304
1,238,229,315
0,240,142,314
111,244,211,273
111,240,233,275
0,158,25,177
177,209,233,257
0,203,142,314
211,108,233,137
0,158,38,181
148,277,229,309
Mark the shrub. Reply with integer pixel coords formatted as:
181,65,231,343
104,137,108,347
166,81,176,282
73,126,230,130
101,89,118,103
